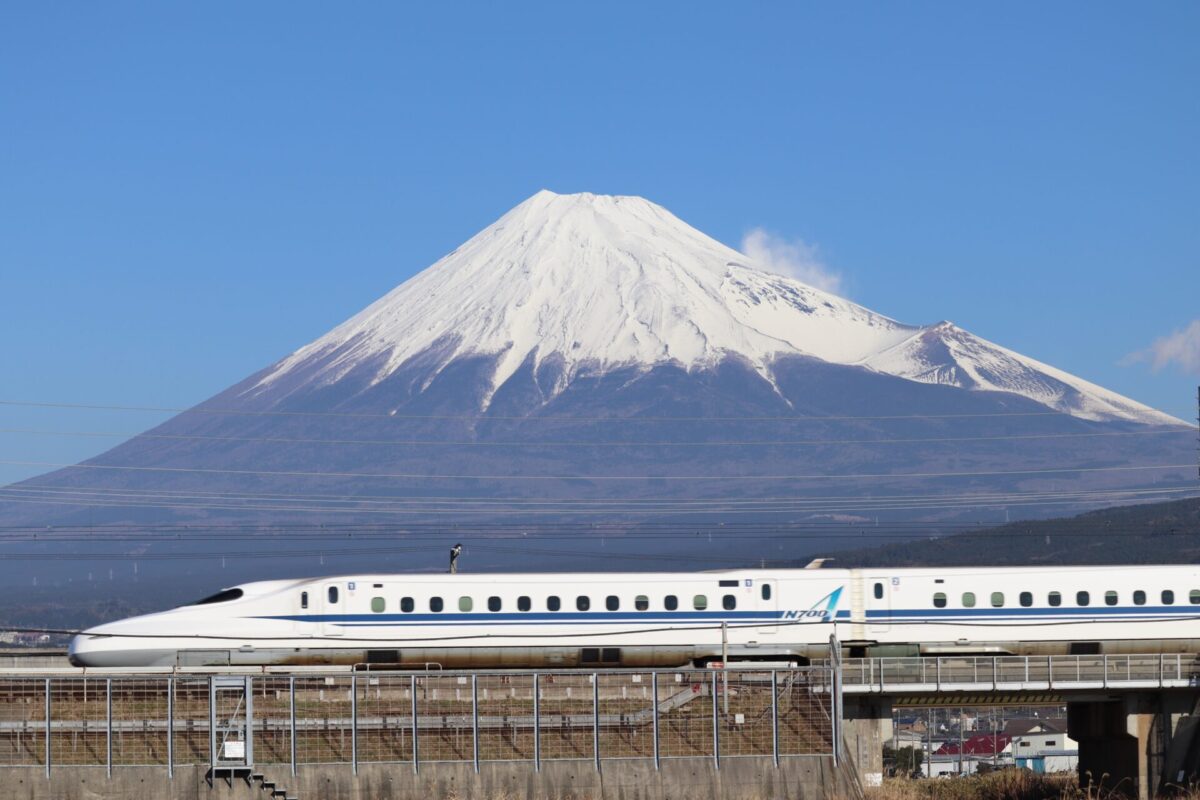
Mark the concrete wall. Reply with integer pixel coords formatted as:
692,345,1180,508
4,757,863,800
842,697,892,788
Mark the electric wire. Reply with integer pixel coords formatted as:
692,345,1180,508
0,426,1190,448
3,398,1142,423
2,459,1191,482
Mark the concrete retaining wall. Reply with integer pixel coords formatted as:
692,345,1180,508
5,757,862,800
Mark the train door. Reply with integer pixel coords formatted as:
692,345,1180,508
757,579,778,634
869,577,891,633
323,583,345,638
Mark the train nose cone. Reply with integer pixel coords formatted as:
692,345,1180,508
67,635,88,667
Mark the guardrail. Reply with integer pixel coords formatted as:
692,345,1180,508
0,667,837,776
840,653,1200,694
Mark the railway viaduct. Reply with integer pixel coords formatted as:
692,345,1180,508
840,652,1200,799
1,650,1199,799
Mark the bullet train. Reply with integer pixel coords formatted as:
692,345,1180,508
68,565,1200,668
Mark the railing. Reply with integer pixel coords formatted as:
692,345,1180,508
840,653,1200,693
0,667,836,775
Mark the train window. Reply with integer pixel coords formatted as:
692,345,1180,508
488,596,502,612
459,596,473,612
300,591,308,610
990,592,1005,607
1019,592,1033,607
962,592,976,608
547,596,561,611
635,595,649,611
933,593,947,608
693,595,708,611
1163,590,1175,605
577,596,590,611
401,597,414,613
873,583,884,600
723,595,736,610
328,587,338,604
664,595,678,611
1048,592,1062,607
430,597,443,613
1105,591,1118,606
518,596,531,612
371,597,385,613
762,584,772,601
1076,591,1090,606
606,596,619,611
1133,591,1146,606
1191,590,1200,605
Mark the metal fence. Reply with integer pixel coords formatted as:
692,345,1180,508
0,667,837,775
840,653,1200,693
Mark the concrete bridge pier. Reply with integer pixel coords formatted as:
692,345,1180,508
1068,692,1200,800
842,696,892,788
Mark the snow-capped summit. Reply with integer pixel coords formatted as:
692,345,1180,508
253,190,1179,425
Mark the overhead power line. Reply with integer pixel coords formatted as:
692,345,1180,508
0,426,1189,448
1,459,1191,482
2,486,1194,519
7,398,1188,424
6,481,1189,508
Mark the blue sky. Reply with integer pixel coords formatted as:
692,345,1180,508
1,3,1197,484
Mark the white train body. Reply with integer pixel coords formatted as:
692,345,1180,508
68,565,1200,668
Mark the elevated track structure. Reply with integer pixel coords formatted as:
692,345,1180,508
3,651,1200,797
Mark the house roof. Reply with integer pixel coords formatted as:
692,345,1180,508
936,734,1011,755
1002,717,1067,736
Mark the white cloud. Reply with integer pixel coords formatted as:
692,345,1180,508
740,228,846,296
1125,319,1200,375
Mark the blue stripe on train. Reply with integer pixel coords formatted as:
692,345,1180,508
250,605,1198,626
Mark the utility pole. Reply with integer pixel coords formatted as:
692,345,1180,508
958,707,964,776
927,708,933,777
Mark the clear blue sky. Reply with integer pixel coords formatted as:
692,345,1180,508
1,3,1197,484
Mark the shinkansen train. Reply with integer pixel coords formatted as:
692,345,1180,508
68,565,1200,668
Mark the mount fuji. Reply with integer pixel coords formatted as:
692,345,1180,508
1,190,1191,600
252,190,1175,425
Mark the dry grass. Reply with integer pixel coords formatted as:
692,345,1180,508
866,772,1144,800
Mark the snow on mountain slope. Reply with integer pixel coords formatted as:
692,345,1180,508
862,322,1180,424
251,190,1180,425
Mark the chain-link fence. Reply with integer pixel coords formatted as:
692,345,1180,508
0,666,836,774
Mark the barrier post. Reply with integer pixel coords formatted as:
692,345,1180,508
593,673,600,771
351,674,358,774
44,677,51,779
532,673,540,772
651,672,660,770
289,677,296,777
771,670,779,767
410,675,419,774
711,669,719,769
207,676,215,773
835,663,843,764
471,675,479,773
167,677,174,779
106,678,112,778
